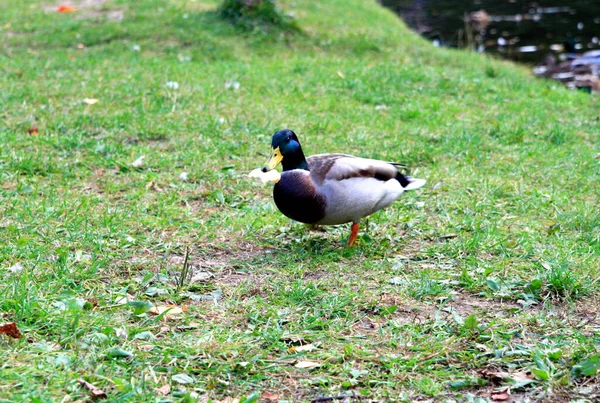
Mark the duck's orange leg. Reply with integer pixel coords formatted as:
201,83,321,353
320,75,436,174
348,222,360,246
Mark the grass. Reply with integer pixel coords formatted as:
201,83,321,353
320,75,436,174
1,0,599,401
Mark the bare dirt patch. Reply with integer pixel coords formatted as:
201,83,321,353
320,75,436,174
166,242,270,297
447,292,531,320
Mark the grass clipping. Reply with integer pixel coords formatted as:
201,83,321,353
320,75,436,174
219,0,298,32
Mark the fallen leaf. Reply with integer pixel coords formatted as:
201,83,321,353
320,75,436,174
295,360,321,369
190,271,214,282
155,384,171,396
77,379,107,399
27,127,38,135
261,392,279,401
281,333,304,344
148,305,185,319
291,343,317,352
57,5,77,13
115,328,127,340
138,344,154,351
0,322,22,339
131,156,145,168
172,373,194,384
7,262,24,273
83,98,99,105
512,371,534,381
337,71,345,79
491,388,510,401
479,368,511,383
114,296,128,305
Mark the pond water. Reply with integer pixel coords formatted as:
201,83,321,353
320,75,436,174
380,0,600,65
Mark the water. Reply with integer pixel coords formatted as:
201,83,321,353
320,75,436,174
380,0,600,65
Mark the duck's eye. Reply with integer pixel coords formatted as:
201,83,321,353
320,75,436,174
286,137,291,143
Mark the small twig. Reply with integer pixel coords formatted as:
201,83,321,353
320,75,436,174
177,247,191,290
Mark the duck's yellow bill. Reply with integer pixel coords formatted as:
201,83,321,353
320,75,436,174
263,147,283,171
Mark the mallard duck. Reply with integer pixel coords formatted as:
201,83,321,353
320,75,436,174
260,129,425,245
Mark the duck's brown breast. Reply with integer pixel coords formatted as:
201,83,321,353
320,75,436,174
273,170,326,224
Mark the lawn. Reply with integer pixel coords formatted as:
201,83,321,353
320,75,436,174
1,0,599,401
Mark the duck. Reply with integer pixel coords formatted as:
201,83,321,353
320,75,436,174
260,129,426,245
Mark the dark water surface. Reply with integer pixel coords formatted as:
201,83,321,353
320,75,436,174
380,0,600,65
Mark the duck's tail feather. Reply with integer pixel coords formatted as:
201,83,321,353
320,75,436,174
396,172,426,190
405,177,426,190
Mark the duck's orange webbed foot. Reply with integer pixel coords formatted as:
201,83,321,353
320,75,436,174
348,222,360,246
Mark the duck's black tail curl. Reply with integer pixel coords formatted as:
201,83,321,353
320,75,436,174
395,172,411,188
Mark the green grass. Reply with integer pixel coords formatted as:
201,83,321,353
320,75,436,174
1,0,599,401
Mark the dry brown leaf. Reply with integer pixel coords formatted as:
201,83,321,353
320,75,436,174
155,384,171,396
491,388,510,401
512,370,533,381
295,360,321,369
0,322,22,339
479,368,511,383
27,127,39,135
139,345,155,351
77,379,107,399
261,392,279,401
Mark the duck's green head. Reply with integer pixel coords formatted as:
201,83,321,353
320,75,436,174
262,129,308,172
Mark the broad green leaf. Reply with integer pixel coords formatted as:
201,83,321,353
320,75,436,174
487,279,499,291
572,355,600,377
531,368,549,381
107,347,133,358
240,392,260,403
127,300,153,315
